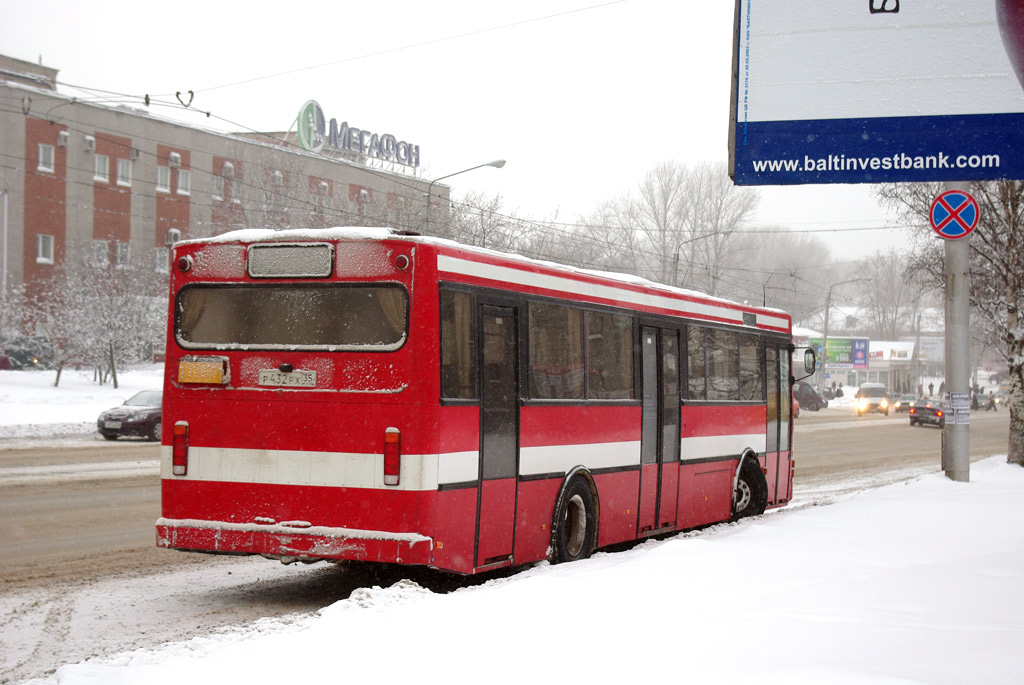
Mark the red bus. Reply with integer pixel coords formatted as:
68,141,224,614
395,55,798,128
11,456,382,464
157,227,807,574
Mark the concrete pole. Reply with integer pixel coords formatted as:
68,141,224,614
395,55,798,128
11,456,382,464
942,181,971,482
2,188,7,308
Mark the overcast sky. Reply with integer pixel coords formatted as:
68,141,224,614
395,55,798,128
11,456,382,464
4,0,906,259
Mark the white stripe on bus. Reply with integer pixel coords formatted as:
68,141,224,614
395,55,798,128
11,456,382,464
163,431,770,490
437,254,789,330
680,433,768,461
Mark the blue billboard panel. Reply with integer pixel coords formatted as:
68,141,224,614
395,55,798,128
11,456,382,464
730,1,1024,186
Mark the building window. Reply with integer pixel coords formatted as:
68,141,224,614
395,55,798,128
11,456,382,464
212,175,224,200
94,154,109,183
92,240,109,264
116,158,132,187
156,166,171,193
155,247,169,273
37,235,55,264
115,242,131,267
38,144,55,173
177,169,191,196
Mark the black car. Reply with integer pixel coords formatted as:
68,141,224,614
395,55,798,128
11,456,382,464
97,390,162,441
793,381,828,411
909,400,945,428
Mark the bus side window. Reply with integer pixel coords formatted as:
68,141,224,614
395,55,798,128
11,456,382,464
528,303,584,400
440,290,477,399
687,325,707,401
585,311,634,400
707,328,739,401
739,333,765,401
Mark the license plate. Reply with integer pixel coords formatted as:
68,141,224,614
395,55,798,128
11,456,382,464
258,369,317,388
105,421,122,429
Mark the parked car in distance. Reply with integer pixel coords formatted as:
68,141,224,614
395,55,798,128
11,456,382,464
856,382,889,416
97,390,162,441
892,394,917,413
793,380,828,411
909,400,945,428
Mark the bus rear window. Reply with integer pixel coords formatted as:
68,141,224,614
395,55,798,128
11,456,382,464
176,285,408,350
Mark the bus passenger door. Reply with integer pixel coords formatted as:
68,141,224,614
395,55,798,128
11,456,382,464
638,327,681,534
476,305,519,567
765,344,792,505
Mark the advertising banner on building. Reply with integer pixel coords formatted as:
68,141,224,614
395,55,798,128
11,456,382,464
810,337,869,370
730,1,1024,185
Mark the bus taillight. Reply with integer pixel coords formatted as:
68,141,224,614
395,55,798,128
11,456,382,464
172,421,189,476
384,428,401,486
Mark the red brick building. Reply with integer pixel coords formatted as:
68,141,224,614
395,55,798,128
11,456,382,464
1,54,436,325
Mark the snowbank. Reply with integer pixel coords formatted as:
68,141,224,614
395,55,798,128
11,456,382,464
0,366,164,442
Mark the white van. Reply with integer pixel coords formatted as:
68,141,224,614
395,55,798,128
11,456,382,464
856,382,889,416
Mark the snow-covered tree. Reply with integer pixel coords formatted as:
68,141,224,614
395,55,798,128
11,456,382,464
876,180,1024,467
28,245,165,388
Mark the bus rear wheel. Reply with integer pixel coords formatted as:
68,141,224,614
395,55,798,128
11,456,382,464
550,477,597,564
732,457,768,521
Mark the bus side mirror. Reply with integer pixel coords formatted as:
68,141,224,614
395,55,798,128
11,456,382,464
793,348,816,382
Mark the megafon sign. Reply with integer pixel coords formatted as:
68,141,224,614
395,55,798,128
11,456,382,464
730,1,1024,185
297,100,420,168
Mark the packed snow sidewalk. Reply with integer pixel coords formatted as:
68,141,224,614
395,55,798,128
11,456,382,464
45,465,1024,684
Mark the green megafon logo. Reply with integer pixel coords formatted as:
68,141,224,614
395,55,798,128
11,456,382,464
297,100,326,153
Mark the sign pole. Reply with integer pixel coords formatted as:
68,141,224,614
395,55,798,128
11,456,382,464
939,182,972,482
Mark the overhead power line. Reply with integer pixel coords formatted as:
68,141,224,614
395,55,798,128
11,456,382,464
179,1,629,95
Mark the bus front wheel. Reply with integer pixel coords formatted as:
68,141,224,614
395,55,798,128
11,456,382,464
732,457,768,520
550,477,597,564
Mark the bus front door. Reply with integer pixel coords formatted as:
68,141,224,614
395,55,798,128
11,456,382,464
638,326,681,534
476,306,519,568
765,344,793,505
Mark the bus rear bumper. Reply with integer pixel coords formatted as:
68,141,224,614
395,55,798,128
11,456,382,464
156,518,433,565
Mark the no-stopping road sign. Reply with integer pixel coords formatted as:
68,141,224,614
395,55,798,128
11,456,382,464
930,190,979,240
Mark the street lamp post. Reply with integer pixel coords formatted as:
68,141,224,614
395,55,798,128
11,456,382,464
422,159,506,234
821,277,870,389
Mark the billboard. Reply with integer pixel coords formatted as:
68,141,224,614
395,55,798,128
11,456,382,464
730,1,1024,185
809,337,869,370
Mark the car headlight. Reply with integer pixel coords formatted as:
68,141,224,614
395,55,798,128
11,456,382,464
858,398,868,410
881,399,888,408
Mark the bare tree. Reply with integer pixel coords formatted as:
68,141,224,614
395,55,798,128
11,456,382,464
683,162,759,297
728,229,835,320
859,250,921,340
576,161,758,292
876,180,1024,467
579,195,653,276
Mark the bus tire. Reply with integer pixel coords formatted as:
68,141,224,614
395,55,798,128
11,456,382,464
550,476,597,564
732,457,768,521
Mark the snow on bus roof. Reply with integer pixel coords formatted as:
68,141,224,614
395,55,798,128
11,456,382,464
185,227,789,320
